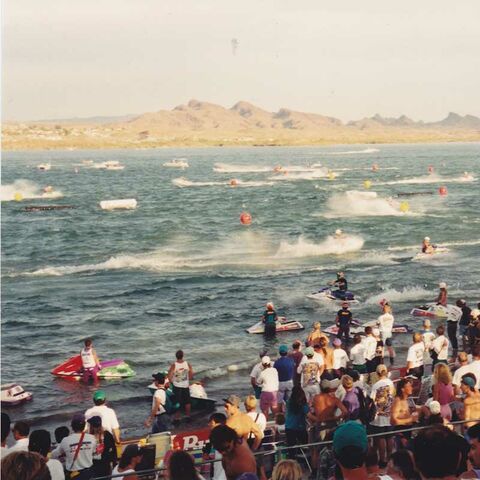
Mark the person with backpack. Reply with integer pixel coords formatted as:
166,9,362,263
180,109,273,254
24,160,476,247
144,372,172,433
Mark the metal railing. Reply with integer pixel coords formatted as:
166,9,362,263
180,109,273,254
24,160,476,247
92,418,480,480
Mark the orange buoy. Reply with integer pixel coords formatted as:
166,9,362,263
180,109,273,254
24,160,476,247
438,186,448,196
240,212,252,225
428,165,434,174
230,179,238,187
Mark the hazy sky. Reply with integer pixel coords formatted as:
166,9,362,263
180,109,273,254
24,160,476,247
3,0,480,121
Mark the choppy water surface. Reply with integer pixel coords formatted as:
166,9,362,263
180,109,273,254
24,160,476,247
1,143,479,436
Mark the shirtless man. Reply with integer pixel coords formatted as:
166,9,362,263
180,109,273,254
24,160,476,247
460,375,480,429
209,425,257,480
391,379,419,429
306,322,328,347
224,395,263,450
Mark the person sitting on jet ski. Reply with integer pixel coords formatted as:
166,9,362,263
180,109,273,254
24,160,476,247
330,271,348,299
421,236,436,254
263,302,278,337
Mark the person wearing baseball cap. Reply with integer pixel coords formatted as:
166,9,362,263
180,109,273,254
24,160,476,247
223,395,263,450
84,390,120,443
296,347,324,403
51,413,96,477
257,356,279,418
273,345,295,412
112,444,144,479
250,350,269,400
333,421,368,477
460,374,480,429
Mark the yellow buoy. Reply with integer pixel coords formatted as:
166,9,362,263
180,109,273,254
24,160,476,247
14,192,23,202
400,201,410,213
328,171,336,180
363,180,372,189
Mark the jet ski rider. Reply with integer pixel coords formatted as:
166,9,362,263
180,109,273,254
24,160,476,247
422,237,436,254
330,271,348,300
263,302,278,337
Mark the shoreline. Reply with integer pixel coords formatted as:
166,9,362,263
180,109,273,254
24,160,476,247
3,137,480,152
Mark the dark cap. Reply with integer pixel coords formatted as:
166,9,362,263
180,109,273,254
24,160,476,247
87,416,102,428
152,372,165,383
223,394,241,407
72,413,85,424
121,444,144,462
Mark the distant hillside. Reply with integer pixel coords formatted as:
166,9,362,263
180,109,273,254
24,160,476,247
3,100,480,150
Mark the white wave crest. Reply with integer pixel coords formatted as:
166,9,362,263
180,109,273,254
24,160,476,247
321,190,410,218
327,148,380,155
213,163,271,173
268,168,330,181
275,235,364,258
366,286,433,305
350,252,397,266
172,177,274,188
1,180,63,201
378,173,476,186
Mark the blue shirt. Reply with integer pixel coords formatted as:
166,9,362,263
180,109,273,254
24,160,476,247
274,356,295,382
285,402,309,430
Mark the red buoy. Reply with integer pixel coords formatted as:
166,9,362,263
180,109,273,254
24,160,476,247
439,186,448,196
240,212,252,225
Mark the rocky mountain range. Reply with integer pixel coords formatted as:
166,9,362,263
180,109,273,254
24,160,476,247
4,100,480,150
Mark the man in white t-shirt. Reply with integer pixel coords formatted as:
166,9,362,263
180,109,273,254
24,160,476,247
350,334,366,373
8,421,30,453
378,307,395,366
84,390,120,442
51,414,96,478
249,351,267,399
406,332,425,378
363,327,378,374
168,349,193,424
332,338,349,372
257,356,279,417
432,325,449,366
28,429,65,480
456,347,480,390
452,352,472,395
144,373,168,433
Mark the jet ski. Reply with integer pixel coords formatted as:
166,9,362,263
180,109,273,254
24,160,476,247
410,303,462,321
1,384,33,407
246,316,304,334
51,355,135,380
307,287,359,305
413,247,449,261
323,321,412,336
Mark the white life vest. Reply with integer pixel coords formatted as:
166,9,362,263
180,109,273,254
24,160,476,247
81,347,96,368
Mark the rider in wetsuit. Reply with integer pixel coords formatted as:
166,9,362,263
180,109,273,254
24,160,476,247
331,271,348,300
263,302,278,337
336,302,353,344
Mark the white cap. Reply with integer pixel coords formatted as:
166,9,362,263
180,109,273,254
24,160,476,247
472,309,480,319
266,302,274,309
439,282,447,289
261,356,271,365
335,229,343,235
429,400,441,415
424,236,430,241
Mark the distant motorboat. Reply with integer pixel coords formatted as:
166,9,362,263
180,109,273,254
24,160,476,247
37,163,51,171
163,158,189,169
1,383,33,407
94,161,125,170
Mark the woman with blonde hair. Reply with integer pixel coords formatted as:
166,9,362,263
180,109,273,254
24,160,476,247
271,459,303,480
244,395,267,448
432,362,455,421
306,322,327,347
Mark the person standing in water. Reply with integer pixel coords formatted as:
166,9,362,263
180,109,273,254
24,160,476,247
422,236,435,254
262,302,278,337
437,282,448,307
336,302,353,345
168,350,193,424
81,338,101,384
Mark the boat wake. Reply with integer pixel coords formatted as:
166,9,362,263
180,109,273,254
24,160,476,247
1,180,63,201
365,286,433,305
